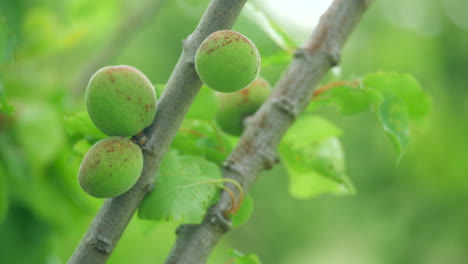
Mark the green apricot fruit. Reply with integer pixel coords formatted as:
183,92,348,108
78,137,143,198
195,30,260,93
215,77,271,136
86,65,157,136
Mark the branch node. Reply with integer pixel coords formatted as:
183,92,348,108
293,48,306,58
222,160,246,177
260,149,279,170
326,46,341,66
175,224,189,235
89,236,112,255
144,182,155,194
208,209,231,232
141,143,156,156
273,96,298,119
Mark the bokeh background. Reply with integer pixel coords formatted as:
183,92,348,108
1,0,467,263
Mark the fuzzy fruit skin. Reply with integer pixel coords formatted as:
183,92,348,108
215,78,271,136
78,137,143,198
86,65,157,136
195,30,260,93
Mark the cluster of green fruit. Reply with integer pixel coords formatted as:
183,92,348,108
77,30,270,198
195,30,271,136
78,65,157,198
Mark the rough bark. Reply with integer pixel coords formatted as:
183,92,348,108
67,1,247,263
164,1,373,263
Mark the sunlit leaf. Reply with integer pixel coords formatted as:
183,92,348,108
231,193,253,228
138,150,222,223
308,72,431,162
261,51,292,67
309,84,376,115
154,83,165,98
243,2,297,52
157,84,219,121
229,249,262,264
172,119,232,164
72,139,93,156
363,72,431,123
64,111,107,140
280,115,354,199
282,115,342,143
186,85,219,121
377,94,410,163
21,8,59,55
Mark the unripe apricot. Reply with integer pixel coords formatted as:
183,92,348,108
86,65,157,136
78,137,143,198
215,77,271,136
195,30,260,93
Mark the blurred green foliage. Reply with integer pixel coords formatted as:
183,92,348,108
0,0,467,264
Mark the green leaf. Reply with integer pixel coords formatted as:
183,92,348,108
280,115,354,199
309,72,431,122
261,51,292,67
64,112,107,140
154,83,165,98
377,95,410,163
282,115,342,143
229,249,262,264
243,2,297,52
0,79,14,114
15,102,65,171
72,139,93,156
0,164,8,222
231,193,253,228
172,119,232,164
309,84,377,115
0,17,16,64
308,72,431,162
363,72,431,122
155,84,219,121
186,85,219,121
138,150,222,223
0,135,86,228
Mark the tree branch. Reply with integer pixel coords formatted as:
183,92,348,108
164,0,373,263
67,0,247,263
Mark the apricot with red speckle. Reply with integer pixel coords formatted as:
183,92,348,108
86,65,157,136
195,30,260,93
78,137,143,198
215,77,271,136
